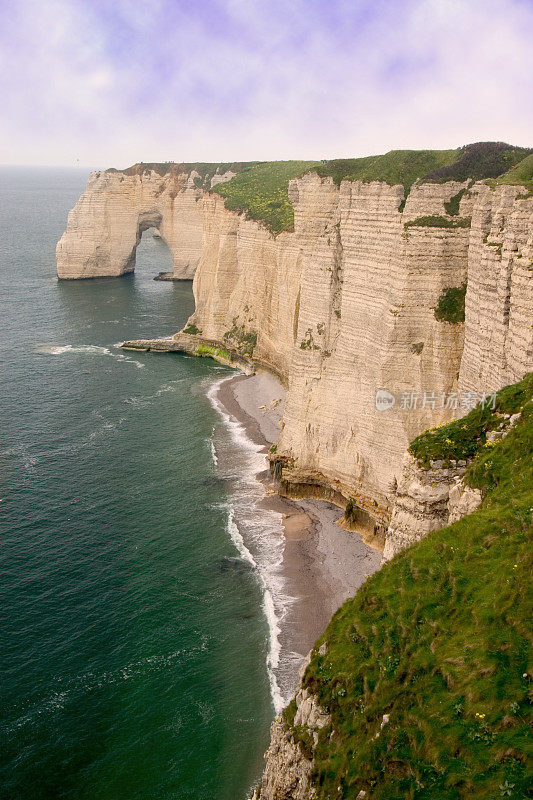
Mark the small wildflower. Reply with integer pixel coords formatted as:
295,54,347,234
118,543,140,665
499,780,515,797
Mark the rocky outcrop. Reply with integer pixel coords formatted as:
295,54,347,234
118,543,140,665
252,654,330,800
56,166,235,279
383,408,523,558
58,169,533,546
382,453,482,559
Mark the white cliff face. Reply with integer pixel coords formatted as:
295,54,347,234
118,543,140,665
57,167,234,279
190,192,303,379
58,170,533,546
276,175,470,517
459,184,533,393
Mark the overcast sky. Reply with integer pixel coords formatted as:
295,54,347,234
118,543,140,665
1,0,532,168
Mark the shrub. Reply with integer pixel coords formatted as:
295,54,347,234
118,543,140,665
183,323,201,335
444,188,467,216
404,215,471,229
223,319,258,356
422,142,533,183
434,284,467,323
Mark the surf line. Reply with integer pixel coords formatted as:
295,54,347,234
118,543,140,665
207,376,286,714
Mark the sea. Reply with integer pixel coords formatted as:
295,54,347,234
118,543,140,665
0,167,288,800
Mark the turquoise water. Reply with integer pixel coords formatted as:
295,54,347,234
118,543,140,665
0,168,275,800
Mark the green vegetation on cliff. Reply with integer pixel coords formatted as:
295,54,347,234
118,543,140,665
223,318,258,356
284,375,533,800
404,215,471,229
112,143,532,235
210,143,531,232
314,149,458,192
409,374,532,467
444,189,467,216
194,343,231,361
422,142,532,183
493,153,533,194
210,160,320,233
434,284,467,324
182,323,201,335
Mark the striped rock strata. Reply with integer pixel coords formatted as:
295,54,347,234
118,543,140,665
58,171,533,550
56,166,235,279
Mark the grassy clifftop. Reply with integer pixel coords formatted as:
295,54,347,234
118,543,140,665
109,143,532,234
493,153,533,194
211,142,531,233
209,160,320,233
314,148,458,191
283,374,532,800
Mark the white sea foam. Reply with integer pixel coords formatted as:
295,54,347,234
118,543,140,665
36,343,146,368
123,378,185,408
209,428,218,466
0,443,38,470
207,376,290,714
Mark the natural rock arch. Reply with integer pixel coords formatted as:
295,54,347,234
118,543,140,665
57,170,204,279
121,210,165,274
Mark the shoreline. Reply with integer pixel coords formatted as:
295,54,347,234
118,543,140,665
214,372,382,701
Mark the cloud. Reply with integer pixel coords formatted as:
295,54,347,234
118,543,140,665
0,0,532,166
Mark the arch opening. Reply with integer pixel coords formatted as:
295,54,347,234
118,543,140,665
123,211,172,278
128,211,176,279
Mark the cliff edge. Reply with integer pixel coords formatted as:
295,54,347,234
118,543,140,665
58,145,533,556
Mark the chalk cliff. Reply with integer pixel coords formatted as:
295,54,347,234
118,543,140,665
56,165,236,279
58,164,533,549
58,152,533,800
189,175,531,542
458,184,533,393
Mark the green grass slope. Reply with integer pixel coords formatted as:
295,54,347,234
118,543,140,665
314,149,458,191
209,160,320,233
422,142,532,183
284,374,533,800
493,154,533,194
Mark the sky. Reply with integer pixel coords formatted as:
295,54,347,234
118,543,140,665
1,0,532,168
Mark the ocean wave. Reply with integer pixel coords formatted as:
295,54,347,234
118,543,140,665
208,426,219,467
207,376,290,714
35,343,146,369
2,639,210,735
123,378,185,408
